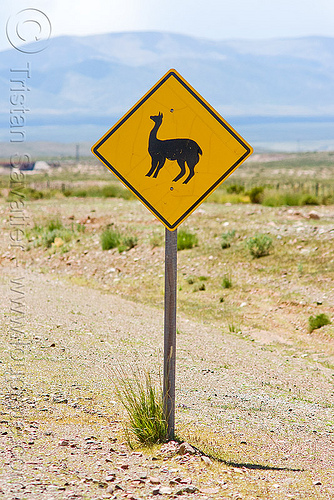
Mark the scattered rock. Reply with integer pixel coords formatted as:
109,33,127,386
201,486,220,494
200,456,212,466
58,439,69,446
149,477,161,485
120,463,129,470
53,395,68,404
176,485,198,495
152,486,160,495
160,440,179,456
170,477,182,485
308,211,320,220
105,474,116,482
53,237,64,247
177,442,196,455
105,485,114,495
159,486,173,494
313,481,322,486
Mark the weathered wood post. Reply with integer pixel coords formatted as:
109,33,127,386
163,228,177,440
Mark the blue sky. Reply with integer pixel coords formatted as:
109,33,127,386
1,0,334,51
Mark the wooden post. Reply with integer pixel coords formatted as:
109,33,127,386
163,227,177,440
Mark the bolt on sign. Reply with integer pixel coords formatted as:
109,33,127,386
91,69,253,229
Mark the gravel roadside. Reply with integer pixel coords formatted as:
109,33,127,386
1,267,334,499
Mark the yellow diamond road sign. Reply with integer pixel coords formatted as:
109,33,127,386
92,69,253,230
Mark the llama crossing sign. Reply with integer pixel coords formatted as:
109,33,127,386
91,69,253,230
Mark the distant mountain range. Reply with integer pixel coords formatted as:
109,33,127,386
0,31,333,151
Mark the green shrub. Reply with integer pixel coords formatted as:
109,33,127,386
222,273,232,289
284,192,304,206
221,229,236,249
301,194,319,206
117,235,138,253
27,218,76,249
226,184,245,194
47,218,63,232
177,229,198,251
308,313,331,332
101,227,138,252
113,366,167,445
248,186,264,204
100,227,121,251
7,187,45,201
102,184,132,199
246,233,272,258
42,228,72,248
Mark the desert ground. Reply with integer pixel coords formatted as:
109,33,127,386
1,152,334,499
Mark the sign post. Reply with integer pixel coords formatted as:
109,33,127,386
163,228,177,439
91,68,253,439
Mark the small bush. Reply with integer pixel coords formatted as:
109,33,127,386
248,186,264,204
102,184,132,199
47,218,63,232
27,218,76,249
246,234,272,258
113,366,167,445
177,229,198,251
221,229,236,249
226,184,245,194
100,227,121,251
118,235,138,253
301,194,319,206
308,313,331,332
222,273,232,289
101,227,138,252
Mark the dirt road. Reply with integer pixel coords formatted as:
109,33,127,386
1,263,334,499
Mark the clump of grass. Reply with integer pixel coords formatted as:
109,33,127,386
222,273,233,289
118,235,138,253
308,313,331,332
27,217,75,249
101,227,121,251
228,322,241,333
113,366,167,446
221,229,236,249
177,229,198,251
101,226,138,252
246,233,272,258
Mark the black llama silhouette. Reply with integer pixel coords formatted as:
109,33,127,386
146,112,202,184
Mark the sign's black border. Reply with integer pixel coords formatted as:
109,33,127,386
92,70,252,230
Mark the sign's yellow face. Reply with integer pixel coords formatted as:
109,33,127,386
92,69,253,229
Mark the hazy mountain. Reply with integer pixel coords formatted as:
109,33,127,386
1,31,333,148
